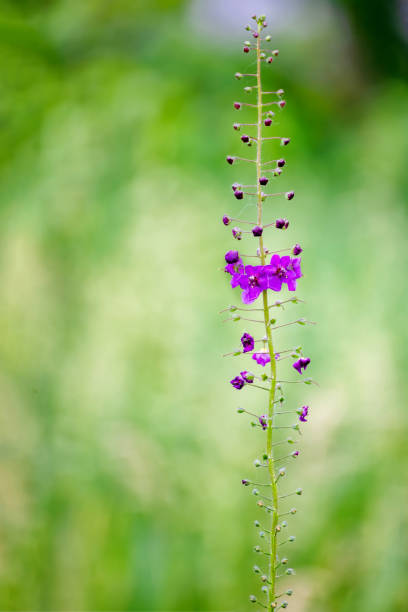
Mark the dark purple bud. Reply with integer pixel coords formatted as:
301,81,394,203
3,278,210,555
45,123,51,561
292,450,299,457
235,72,243,80
292,243,302,255
285,191,295,200
232,182,240,192
252,225,263,237
277,158,285,167
281,138,291,146
234,102,241,110
242,479,251,486
259,176,269,186
233,123,240,131
284,220,289,229
225,250,239,264
226,155,235,165
241,332,254,352
272,49,279,56
241,134,250,143
275,218,289,229
264,118,272,126
222,215,231,225
253,32,259,38
234,190,244,200
279,100,286,109
258,415,268,430
232,227,242,240
267,56,274,64
243,46,250,53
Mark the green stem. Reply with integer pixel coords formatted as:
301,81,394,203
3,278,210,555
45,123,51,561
255,29,279,607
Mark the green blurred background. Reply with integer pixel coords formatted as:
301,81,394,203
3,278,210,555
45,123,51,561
0,0,407,610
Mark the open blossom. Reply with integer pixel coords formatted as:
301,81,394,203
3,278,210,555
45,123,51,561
252,350,271,366
225,257,244,276
299,405,309,422
293,356,310,374
241,332,255,353
268,254,302,292
231,264,268,304
230,375,245,390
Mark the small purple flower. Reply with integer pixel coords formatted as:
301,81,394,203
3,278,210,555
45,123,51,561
299,405,309,422
226,155,235,165
240,371,254,383
259,176,269,186
225,250,239,264
292,243,302,255
259,415,268,430
230,375,245,390
292,357,310,375
234,264,268,304
252,225,263,237
234,190,244,200
285,191,295,200
252,351,271,366
275,218,289,229
223,215,231,226
232,227,242,240
267,254,302,292
241,332,255,353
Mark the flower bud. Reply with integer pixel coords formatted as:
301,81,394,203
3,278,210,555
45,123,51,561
272,49,279,56
243,46,250,53
286,568,295,575
259,530,265,538
281,138,290,146
236,407,244,413
281,520,288,528
281,557,288,565
253,564,261,573
273,168,282,176
279,467,286,477
232,227,242,240
254,545,261,553
252,488,259,496
261,575,267,582
264,118,272,126
254,520,260,528
260,52,266,60
279,100,286,108
275,524,281,533
261,585,268,594
285,191,295,200
249,595,257,603
288,535,296,542
277,158,285,168
254,459,261,467
226,155,235,164
235,72,243,79
281,602,288,609
252,225,263,237
267,56,274,64
253,32,259,38
244,86,252,93
257,500,264,507
265,35,271,41
234,190,244,200
290,508,297,515
245,25,251,31
259,176,269,186
241,134,250,143
234,102,241,110
225,250,239,263
275,218,289,230
242,479,251,486
222,215,231,225
233,123,240,131
292,243,302,255
286,589,293,596
296,488,303,495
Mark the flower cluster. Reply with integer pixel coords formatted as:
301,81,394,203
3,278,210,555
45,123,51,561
218,14,316,610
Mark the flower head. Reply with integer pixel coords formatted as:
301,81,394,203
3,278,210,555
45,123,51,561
252,351,271,366
267,254,302,292
299,405,309,422
230,375,245,390
234,264,268,304
241,332,255,353
292,357,310,375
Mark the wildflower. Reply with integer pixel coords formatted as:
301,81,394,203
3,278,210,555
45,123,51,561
259,415,268,430
299,405,309,422
252,351,271,366
293,357,310,374
292,243,302,255
223,215,231,225
233,264,268,304
241,332,255,352
230,376,245,390
225,256,244,276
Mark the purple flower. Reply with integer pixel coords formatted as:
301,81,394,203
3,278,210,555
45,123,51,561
230,375,245,390
264,118,272,126
252,351,271,366
225,250,239,264
267,254,302,292
292,357,310,374
241,134,250,143
252,225,263,237
275,353,280,360
275,218,289,229
226,155,235,164
277,158,285,168
285,191,295,200
233,264,268,304
299,405,309,422
259,176,268,186
232,227,242,240
234,190,244,200
292,243,302,255
225,257,244,276
223,215,231,225
232,183,241,192
241,332,255,353
242,478,250,486
259,415,268,430
240,371,254,383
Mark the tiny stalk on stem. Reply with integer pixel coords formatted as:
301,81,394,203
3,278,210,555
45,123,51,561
219,13,316,610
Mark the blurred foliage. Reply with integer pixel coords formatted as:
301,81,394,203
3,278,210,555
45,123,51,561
0,1,407,611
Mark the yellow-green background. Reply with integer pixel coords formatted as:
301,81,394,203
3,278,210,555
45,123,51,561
0,1,407,610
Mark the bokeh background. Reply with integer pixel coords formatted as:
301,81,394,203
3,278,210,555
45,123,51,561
0,0,408,610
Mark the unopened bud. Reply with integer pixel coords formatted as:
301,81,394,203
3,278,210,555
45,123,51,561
237,407,244,413
281,138,291,146
288,535,296,542
286,568,295,575
257,500,264,507
242,479,251,486
234,102,241,110
243,46,250,53
241,134,250,143
281,602,288,609
234,189,244,200
281,520,288,528
252,488,259,496
281,557,288,565
235,72,243,79
222,215,231,225
261,574,268,582
291,450,299,458
254,459,261,467
259,531,265,538
267,56,274,64
232,227,242,240
254,520,260,528
265,35,271,41
286,589,293,596
272,49,279,56
279,100,286,108
285,190,295,200
233,123,240,131
264,118,272,126
226,155,235,164
277,158,285,167
254,545,261,553
259,176,269,186
249,595,257,603
253,564,261,573
296,488,303,495
290,507,297,514
244,86,252,93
